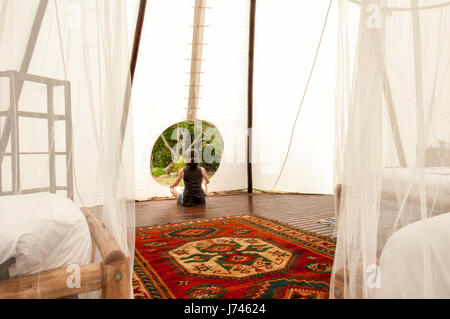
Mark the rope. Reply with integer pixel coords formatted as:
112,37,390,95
271,0,334,190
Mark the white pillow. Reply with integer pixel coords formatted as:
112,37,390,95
0,193,92,278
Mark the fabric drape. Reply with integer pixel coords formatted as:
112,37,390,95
331,0,450,298
0,0,135,298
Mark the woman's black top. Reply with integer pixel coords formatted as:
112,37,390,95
182,166,206,206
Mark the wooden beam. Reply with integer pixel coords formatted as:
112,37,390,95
0,1,8,44
334,183,450,222
19,0,49,76
335,183,342,220
64,83,74,200
19,111,65,120
9,72,19,193
247,0,256,193
15,70,68,86
130,0,147,84
120,0,147,148
0,0,49,168
0,263,102,299
101,257,131,299
186,0,207,120
80,208,126,265
47,85,56,193
81,208,130,298
0,73,12,170
2,110,65,120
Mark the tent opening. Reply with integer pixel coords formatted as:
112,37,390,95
150,120,223,188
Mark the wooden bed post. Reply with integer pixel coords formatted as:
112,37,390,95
335,183,342,220
81,208,130,298
101,257,131,299
0,208,130,299
64,82,74,200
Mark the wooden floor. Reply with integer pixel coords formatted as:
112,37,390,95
136,193,336,237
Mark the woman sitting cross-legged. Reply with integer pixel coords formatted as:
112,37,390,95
170,149,210,206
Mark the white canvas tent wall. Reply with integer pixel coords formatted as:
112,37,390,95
129,0,339,199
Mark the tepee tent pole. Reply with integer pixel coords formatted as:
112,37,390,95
247,0,256,194
186,0,207,120
130,0,147,83
120,0,147,146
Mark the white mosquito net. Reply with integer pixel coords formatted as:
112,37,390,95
0,0,135,298
331,0,450,298
0,0,342,300
2,0,448,300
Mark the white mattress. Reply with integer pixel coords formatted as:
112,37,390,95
0,193,93,297
373,212,450,298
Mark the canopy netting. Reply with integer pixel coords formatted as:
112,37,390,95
0,0,135,298
1,0,449,299
332,0,450,298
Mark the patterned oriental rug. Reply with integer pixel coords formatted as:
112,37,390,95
132,215,336,299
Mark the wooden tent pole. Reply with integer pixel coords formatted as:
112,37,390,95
186,0,207,120
120,0,147,146
247,0,256,194
130,0,147,83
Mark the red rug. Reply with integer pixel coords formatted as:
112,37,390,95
132,215,335,299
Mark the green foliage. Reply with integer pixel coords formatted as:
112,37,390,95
151,167,167,177
151,133,174,169
174,156,186,171
150,120,224,174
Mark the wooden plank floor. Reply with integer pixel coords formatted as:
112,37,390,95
136,193,336,237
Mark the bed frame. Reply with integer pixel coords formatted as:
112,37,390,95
0,70,130,298
333,179,450,299
0,208,130,299
334,181,450,221
0,70,73,198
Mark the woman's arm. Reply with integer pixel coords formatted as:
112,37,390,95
201,167,210,184
170,169,184,188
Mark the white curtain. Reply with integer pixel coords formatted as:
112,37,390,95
331,0,450,298
0,0,135,298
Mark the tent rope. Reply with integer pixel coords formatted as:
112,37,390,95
271,0,333,191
